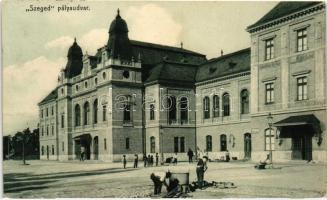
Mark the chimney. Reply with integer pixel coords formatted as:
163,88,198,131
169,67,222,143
180,42,183,49
221,49,224,56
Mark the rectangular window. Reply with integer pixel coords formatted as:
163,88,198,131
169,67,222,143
297,77,308,101
52,145,55,155
125,138,130,149
180,137,185,153
46,125,49,136
104,138,107,150
297,28,308,52
41,110,43,118
51,125,54,136
61,115,64,128
62,142,64,151
46,108,49,117
174,137,179,153
265,83,274,103
51,106,54,115
103,105,107,121
265,38,274,60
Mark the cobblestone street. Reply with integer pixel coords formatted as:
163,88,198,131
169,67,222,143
3,160,327,198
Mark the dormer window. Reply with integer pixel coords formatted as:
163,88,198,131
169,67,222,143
84,81,88,88
75,85,79,91
102,72,107,80
61,88,64,95
94,77,98,85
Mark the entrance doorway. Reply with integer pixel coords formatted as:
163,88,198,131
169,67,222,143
93,136,99,160
292,136,312,161
74,134,92,160
244,133,251,159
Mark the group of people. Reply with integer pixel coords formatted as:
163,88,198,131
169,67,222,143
150,154,209,196
143,153,159,167
122,153,160,169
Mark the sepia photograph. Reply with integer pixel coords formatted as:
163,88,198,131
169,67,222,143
2,0,327,198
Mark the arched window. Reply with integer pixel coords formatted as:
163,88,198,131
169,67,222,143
75,104,81,126
180,97,188,124
265,128,275,151
168,96,177,124
150,104,155,120
203,96,210,119
93,99,98,124
223,93,230,116
84,102,90,125
241,89,249,114
213,95,219,117
206,135,212,152
150,136,155,153
123,96,132,122
220,134,227,151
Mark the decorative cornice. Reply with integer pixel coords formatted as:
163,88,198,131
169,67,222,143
195,71,250,87
247,3,325,33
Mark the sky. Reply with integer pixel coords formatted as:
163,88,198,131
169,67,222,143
2,0,278,135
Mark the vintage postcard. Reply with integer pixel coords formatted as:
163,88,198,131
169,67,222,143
2,0,326,198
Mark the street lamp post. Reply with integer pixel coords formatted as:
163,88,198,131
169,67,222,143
159,125,164,163
267,112,273,167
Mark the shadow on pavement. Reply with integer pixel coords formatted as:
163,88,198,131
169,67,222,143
4,168,136,193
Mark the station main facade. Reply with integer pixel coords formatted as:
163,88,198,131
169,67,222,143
39,2,326,162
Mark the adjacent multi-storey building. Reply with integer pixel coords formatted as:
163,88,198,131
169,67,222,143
39,2,326,162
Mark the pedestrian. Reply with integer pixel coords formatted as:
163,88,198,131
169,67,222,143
148,155,152,167
187,148,194,163
150,155,154,167
155,153,159,166
143,154,147,167
134,154,138,168
80,146,85,161
173,153,178,165
122,155,127,169
225,150,230,162
150,171,172,195
196,158,207,189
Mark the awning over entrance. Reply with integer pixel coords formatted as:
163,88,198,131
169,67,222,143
274,114,322,137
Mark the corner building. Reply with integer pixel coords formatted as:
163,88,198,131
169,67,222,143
39,2,326,162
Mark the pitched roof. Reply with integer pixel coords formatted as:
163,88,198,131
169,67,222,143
131,40,206,66
38,88,58,105
248,1,322,30
145,60,198,84
196,48,250,83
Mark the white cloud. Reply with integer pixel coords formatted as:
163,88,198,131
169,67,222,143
45,28,107,56
3,57,65,135
45,36,74,50
80,28,107,55
125,4,182,46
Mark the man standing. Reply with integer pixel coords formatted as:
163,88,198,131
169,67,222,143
143,154,147,167
80,146,85,161
155,153,159,166
187,148,194,163
122,155,127,169
134,154,138,168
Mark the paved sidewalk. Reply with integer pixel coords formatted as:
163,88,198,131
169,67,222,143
3,160,327,198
